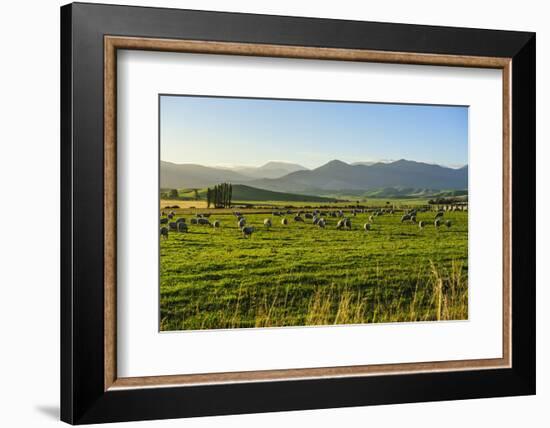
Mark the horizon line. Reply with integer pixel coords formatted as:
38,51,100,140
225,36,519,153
161,158,468,170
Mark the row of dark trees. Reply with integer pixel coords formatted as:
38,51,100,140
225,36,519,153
207,183,233,208
428,196,468,205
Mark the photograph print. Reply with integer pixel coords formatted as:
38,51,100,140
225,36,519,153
159,95,469,331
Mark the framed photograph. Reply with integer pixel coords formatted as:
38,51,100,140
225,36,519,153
61,2,535,424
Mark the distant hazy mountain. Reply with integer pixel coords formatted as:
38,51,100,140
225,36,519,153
160,161,251,189
250,159,468,193
226,161,308,179
351,161,378,166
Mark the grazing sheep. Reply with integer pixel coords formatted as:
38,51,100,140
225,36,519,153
318,219,326,228
168,222,178,231
190,218,198,225
305,213,313,219
272,211,281,216
263,218,272,228
238,218,246,228
241,226,255,238
419,220,426,229
177,222,188,232
364,223,372,231
167,213,174,220
410,215,417,223
435,211,444,219
160,227,169,239
312,216,320,225
336,218,351,230
197,218,211,226
176,217,186,224
401,214,410,223
369,215,374,223
434,218,442,228
294,215,304,222
160,218,168,225
281,218,288,225
212,220,221,228
445,220,452,228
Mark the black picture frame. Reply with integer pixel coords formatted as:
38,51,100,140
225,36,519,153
61,2,535,424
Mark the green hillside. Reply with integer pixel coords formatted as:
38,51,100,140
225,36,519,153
177,184,338,202
362,187,467,199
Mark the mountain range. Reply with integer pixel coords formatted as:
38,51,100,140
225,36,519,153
161,159,468,195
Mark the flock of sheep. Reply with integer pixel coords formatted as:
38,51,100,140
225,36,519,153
159,206,454,240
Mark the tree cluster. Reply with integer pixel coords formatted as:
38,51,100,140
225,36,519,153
207,183,233,208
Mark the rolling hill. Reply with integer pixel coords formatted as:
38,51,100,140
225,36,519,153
179,184,338,202
361,187,468,199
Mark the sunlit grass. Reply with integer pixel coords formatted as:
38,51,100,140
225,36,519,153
160,209,468,331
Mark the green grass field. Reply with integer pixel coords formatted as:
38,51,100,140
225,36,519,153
160,204,468,331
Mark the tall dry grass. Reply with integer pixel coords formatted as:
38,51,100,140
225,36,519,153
290,259,467,326
160,259,468,330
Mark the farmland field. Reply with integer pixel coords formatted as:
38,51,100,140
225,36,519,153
160,202,468,331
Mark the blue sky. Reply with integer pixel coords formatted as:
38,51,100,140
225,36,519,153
160,95,468,169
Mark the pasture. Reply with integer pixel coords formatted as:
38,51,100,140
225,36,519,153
160,204,468,331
